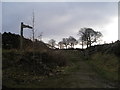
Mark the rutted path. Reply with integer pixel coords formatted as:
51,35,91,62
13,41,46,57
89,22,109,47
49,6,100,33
58,60,113,88
35,50,115,88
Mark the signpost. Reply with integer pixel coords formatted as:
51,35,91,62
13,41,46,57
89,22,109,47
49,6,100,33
20,22,33,51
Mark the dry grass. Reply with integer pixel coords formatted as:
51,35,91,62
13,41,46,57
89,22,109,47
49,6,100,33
88,52,119,82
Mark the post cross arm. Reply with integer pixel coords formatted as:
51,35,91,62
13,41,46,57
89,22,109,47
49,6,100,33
22,24,33,29
21,22,33,29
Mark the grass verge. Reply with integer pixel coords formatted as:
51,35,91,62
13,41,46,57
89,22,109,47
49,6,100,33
86,52,119,84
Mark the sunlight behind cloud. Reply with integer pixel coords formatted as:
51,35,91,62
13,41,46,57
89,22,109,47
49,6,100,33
102,17,118,43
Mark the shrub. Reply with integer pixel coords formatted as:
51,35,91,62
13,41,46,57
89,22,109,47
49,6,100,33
41,50,68,66
3,50,68,76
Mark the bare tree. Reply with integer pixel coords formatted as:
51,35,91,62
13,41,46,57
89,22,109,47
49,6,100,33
38,32,43,41
48,39,56,49
78,28,102,48
68,36,78,48
62,38,69,49
78,35,86,49
32,11,35,42
58,41,64,49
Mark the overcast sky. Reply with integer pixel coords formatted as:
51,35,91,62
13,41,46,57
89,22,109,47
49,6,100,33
2,2,118,46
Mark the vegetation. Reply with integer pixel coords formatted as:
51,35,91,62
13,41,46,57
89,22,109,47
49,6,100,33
2,32,32,50
2,32,49,51
84,41,120,87
78,28,102,49
2,32,119,88
2,49,68,88
3,49,119,88
86,53,119,82
48,39,56,49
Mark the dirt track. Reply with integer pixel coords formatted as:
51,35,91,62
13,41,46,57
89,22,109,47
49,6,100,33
37,51,116,88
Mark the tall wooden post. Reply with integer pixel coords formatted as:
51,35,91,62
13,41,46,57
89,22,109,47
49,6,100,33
20,22,32,51
20,22,23,51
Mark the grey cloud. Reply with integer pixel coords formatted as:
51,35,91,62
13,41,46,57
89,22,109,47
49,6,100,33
2,2,118,43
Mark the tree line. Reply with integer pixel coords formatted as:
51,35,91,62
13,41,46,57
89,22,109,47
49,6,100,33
48,27,102,49
2,27,102,50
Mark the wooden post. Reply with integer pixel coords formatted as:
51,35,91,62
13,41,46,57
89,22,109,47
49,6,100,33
20,22,32,51
20,22,23,51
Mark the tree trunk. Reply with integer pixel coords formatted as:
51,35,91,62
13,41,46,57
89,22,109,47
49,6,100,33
65,45,67,49
90,41,91,47
73,44,74,48
87,43,88,48
82,40,83,49
70,44,72,48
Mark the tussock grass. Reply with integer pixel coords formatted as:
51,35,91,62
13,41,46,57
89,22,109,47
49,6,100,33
87,52,119,82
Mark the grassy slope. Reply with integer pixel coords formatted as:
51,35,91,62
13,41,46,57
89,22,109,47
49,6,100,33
24,50,117,88
2,50,118,88
16,50,88,88
85,52,119,84
3,50,86,88
2,49,68,88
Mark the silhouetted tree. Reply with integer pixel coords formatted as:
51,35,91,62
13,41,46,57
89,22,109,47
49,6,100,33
62,38,69,49
38,32,43,41
48,39,56,49
78,36,86,49
58,41,64,49
68,36,78,48
78,28,102,48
